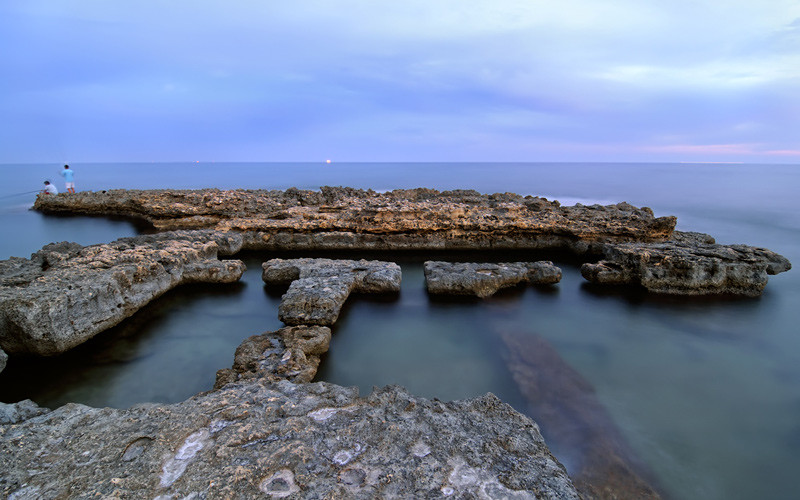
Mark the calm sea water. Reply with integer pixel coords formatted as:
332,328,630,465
1,162,798,500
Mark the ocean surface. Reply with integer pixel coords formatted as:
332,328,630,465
1,162,798,500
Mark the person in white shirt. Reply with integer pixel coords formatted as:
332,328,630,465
42,180,58,195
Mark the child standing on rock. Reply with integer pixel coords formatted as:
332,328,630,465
60,164,76,193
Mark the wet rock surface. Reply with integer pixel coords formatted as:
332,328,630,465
424,261,562,298
581,231,792,296
0,230,245,356
33,187,791,295
263,258,402,325
213,325,332,388
0,379,579,499
499,331,662,500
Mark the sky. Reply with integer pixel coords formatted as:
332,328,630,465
1,0,799,163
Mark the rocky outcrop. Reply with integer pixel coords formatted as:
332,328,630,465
214,325,332,388
263,258,402,325
33,187,677,249
0,378,579,499
0,399,49,425
581,231,792,296
424,261,562,298
0,347,6,374
499,331,662,500
0,230,245,356
33,187,791,296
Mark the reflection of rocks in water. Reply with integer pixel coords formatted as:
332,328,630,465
498,331,662,500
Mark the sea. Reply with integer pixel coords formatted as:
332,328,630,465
0,162,798,500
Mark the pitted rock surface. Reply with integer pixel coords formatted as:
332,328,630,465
33,187,791,295
424,261,562,298
214,325,332,389
581,231,792,296
0,381,580,499
33,187,677,246
263,258,401,325
0,230,245,355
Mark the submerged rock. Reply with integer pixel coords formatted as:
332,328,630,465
0,380,579,499
214,325,332,388
581,231,792,296
498,331,662,500
0,230,245,356
424,261,562,298
263,258,401,325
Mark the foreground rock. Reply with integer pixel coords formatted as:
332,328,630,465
33,187,791,295
0,380,579,499
581,231,792,296
0,230,245,356
214,325,332,388
0,399,49,425
424,261,562,298
263,258,401,325
499,331,662,500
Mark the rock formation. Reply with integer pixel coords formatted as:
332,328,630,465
33,187,676,249
2,373,579,499
262,258,401,325
33,187,791,295
0,230,245,356
214,325,332,388
499,331,662,500
0,348,6,374
581,231,792,296
0,399,49,425
424,261,562,298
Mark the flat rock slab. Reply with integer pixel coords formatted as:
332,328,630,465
581,231,792,296
0,380,579,499
263,258,401,325
33,187,677,245
214,325,332,388
425,261,562,298
0,230,245,356
32,187,791,296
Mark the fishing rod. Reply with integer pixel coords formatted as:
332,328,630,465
0,190,42,200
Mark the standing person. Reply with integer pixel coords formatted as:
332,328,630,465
60,164,75,193
42,181,58,195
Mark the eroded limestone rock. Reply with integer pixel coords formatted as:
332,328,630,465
581,231,792,296
0,230,245,356
263,258,401,325
424,261,562,298
33,187,791,296
213,325,332,388
0,399,49,425
33,187,677,248
0,381,579,499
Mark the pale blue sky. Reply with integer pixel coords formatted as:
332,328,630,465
1,0,798,163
